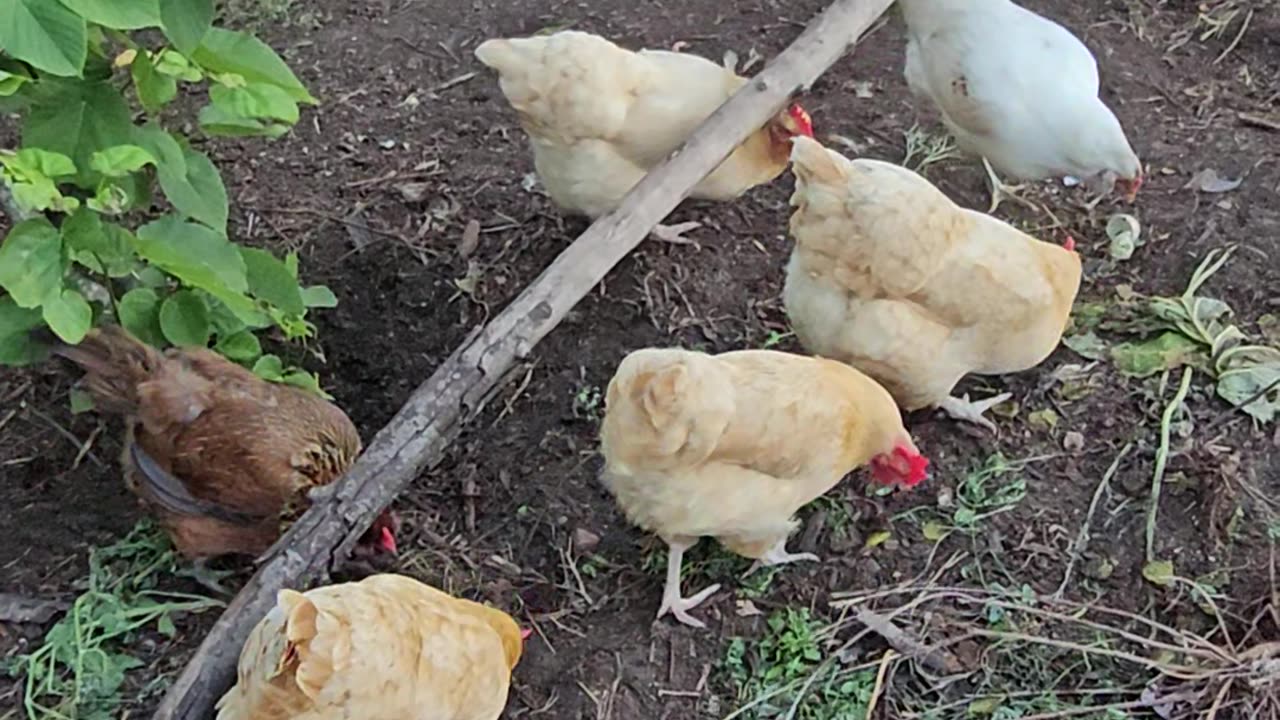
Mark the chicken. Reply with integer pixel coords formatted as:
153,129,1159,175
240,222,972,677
215,574,529,720
475,30,814,244
784,137,1082,431
599,347,929,628
899,0,1142,212
48,325,397,590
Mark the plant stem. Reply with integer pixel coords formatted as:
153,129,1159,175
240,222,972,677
1147,367,1195,563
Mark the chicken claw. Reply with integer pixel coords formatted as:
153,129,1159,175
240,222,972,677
180,559,237,596
938,392,1013,432
657,538,720,628
982,158,1038,214
650,221,703,245
744,537,819,577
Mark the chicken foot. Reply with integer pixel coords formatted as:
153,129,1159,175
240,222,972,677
982,158,1039,215
743,537,819,578
649,221,703,245
179,559,238,596
657,537,721,628
937,392,1012,433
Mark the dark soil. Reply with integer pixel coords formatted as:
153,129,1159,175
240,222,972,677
2,0,1278,718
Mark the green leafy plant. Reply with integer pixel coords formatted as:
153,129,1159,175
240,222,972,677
0,0,334,392
11,521,221,720
723,607,875,720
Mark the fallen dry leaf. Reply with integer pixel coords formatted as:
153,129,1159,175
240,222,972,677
1185,168,1243,193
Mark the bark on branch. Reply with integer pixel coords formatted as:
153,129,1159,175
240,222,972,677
152,1,895,716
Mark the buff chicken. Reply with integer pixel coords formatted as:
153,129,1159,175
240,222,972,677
48,325,397,590
784,137,1082,431
475,29,814,244
215,574,529,720
899,0,1143,211
599,347,929,628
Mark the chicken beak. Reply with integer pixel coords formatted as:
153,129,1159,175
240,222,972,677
520,627,534,641
1120,176,1142,204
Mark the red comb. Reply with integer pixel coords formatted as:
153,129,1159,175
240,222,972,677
378,526,397,554
1062,236,1076,252
520,627,533,641
895,446,930,488
788,104,814,138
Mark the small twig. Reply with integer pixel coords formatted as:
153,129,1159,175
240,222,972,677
24,404,105,468
865,649,896,717
854,607,960,674
1147,368,1194,563
1056,443,1133,598
1213,7,1252,64
1239,112,1280,133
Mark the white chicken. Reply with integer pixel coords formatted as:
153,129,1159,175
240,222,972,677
899,0,1143,212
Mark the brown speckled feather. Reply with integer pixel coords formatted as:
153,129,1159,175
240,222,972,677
54,326,361,559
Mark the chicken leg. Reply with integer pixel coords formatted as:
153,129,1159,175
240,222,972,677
938,392,1012,432
982,158,1038,214
657,537,721,628
649,221,702,245
743,536,819,578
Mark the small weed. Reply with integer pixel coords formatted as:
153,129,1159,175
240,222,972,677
762,330,793,349
10,522,221,720
723,607,876,720
921,453,1027,540
571,384,603,421
901,124,962,174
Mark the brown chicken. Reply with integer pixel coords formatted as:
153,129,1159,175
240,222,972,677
784,137,1082,431
599,348,929,628
49,326,397,589
475,30,814,244
215,574,529,720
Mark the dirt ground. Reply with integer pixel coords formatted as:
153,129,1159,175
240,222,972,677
2,0,1278,718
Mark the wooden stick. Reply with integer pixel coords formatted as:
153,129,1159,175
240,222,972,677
152,1,895,716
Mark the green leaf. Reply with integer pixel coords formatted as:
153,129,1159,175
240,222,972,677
134,215,246,293
240,247,304,315
69,387,95,413
159,289,210,346
0,218,64,308
133,127,228,232
197,103,287,138
89,145,156,177
1217,364,1280,424
22,79,134,188
62,208,136,277
863,530,891,550
1111,332,1205,378
0,0,87,76
41,288,92,343
1142,560,1175,587
158,0,212,54
210,81,299,123
0,296,46,365
117,287,165,346
0,68,31,96
1061,331,1108,361
153,49,202,81
252,353,284,380
0,147,76,179
301,285,337,309
213,330,260,361
281,369,331,399
193,28,316,103
57,0,160,29
921,521,947,543
132,49,178,111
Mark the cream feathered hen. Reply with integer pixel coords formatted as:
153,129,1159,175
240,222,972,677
784,137,1081,430
900,0,1142,211
215,574,528,720
600,348,928,628
475,30,813,243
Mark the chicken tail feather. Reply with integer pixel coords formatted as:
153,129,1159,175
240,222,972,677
42,325,163,416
